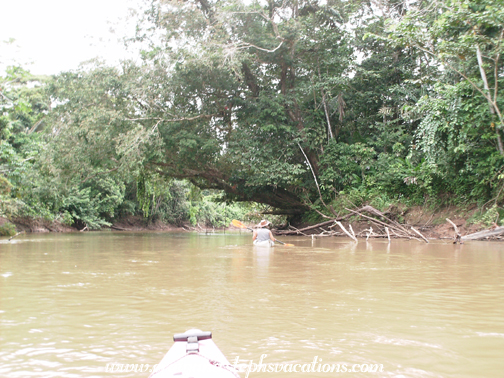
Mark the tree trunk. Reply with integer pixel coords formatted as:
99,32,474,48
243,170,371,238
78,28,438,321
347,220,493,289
476,45,504,155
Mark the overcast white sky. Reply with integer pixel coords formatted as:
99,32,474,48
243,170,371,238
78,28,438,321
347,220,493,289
0,0,142,76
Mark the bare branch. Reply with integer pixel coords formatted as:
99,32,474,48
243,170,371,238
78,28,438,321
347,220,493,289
124,114,216,123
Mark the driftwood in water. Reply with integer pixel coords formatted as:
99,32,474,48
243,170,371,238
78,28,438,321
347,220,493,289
110,225,128,231
446,218,463,244
461,226,504,241
335,221,358,242
345,207,410,235
8,231,24,241
348,224,356,239
347,206,429,242
444,218,504,242
411,226,429,243
366,227,373,241
277,205,431,242
276,218,345,235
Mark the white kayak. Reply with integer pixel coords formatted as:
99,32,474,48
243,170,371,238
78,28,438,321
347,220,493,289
148,330,240,378
253,240,274,247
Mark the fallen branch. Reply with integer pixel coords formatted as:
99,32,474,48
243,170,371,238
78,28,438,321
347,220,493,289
348,224,356,239
111,225,128,231
446,218,463,244
347,206,410,234
390,228,422,243
335,221,358,242
411,227,429,243
277,219,338,235
461,226,504,241
344,207,407,236
366,227,373,241
8,231,24,241
284,225,309,236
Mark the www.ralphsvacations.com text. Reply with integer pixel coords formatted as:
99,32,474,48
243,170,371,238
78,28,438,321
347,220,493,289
106,355,385,376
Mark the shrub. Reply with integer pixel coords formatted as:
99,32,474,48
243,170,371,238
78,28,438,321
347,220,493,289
0,222,17,236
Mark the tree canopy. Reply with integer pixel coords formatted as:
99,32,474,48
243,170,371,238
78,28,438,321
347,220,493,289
1,0,503,228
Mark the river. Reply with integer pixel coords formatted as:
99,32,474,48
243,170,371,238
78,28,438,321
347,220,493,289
1,232,503,377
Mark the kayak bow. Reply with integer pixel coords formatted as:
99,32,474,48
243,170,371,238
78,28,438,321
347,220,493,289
148,329,240,378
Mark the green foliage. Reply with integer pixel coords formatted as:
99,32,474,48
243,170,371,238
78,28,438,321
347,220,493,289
58,187,110,229
188,194,244,228
0,222,16,237
319,142,376,191
136,174,190,225
0,66,50,218
2,0,504,229
468,204,501,226
0,175,11,195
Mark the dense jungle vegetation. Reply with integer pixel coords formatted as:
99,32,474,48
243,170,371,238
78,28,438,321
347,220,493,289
1,0,504,233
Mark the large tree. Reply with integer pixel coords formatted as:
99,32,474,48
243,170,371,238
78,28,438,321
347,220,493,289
387,0,504,153
116,0,359,213
384,0,504,199
34,0,504,225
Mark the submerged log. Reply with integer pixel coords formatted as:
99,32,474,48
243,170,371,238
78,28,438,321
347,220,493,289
366,227,373,241
111,225,128,231
8,231,24,241
348,224,356,239
274,205,450,243
344,207,408,237
335,221,358,242
411,226,429,243
276,219,341,235
461,226,504,241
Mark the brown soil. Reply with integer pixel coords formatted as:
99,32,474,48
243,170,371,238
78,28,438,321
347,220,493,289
402,205,484,239
110,215,188,232
3,206,496,240
11,217,76,233
276,205,493,240
7,215,190,233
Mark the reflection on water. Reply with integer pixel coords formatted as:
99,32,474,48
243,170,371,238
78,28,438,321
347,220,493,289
1,232,504,377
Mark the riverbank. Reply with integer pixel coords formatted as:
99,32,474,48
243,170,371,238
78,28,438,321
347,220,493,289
276,205,501,241
1,205,502,241
1,215,188,235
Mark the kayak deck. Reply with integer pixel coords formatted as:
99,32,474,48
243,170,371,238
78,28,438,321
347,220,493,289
149,330,240,378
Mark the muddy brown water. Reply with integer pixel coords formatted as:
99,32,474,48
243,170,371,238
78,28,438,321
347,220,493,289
1,232,503,377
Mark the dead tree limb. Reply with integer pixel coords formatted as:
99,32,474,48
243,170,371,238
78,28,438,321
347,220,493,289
411,227,429,243
446,218,463,244
8,231,24,241
279,225,309,236
348,224,356,239
461,226,504,241
347,206,410,234
111,225,128,231
276,219,339,235
344,208,407,236
335,221,358,242
366,227,373,241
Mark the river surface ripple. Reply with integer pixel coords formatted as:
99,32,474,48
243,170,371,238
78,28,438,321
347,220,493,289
1,232,503,377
